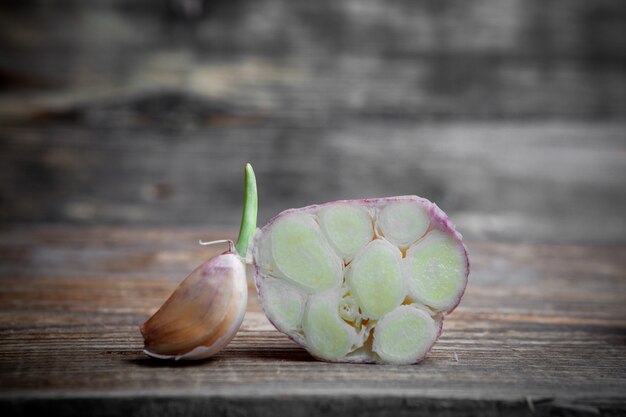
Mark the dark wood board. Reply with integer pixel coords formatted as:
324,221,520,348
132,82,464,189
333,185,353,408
2,122,626,244
1,0,625,242
0,226,624,416
1,0,625,121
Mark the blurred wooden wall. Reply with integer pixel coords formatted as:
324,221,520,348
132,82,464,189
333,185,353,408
0,0,625,242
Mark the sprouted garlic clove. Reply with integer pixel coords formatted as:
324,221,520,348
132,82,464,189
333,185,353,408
139,164,257,360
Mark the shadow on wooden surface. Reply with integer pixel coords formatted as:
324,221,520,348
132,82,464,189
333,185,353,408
125,357,219,368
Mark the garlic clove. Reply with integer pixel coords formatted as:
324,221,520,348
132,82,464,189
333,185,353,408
139,163,257,361
140,251,247,360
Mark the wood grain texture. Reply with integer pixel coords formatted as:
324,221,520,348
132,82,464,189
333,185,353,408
2,122,626,244
1,0,625,121
0,0,625,239
0,226,625,416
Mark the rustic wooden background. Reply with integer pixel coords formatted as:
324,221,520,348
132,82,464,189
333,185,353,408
1,0,625,243
1,2,626,415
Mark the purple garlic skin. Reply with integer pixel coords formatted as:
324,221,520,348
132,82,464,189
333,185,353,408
253,196,469,364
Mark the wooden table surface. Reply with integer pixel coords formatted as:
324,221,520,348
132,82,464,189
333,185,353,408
0,226,624,416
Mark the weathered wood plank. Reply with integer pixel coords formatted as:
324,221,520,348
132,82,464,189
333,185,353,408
0,0,624,121
0,0,625,234
0,226,624,416
1,123,625,243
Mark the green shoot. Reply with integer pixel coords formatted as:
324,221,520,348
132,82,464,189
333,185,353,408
235,163,258,258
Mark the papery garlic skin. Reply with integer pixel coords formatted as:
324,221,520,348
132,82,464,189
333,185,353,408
140,251,247,361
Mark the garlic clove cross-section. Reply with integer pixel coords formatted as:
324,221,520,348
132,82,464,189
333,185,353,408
254,197,469,364
139,164,257,360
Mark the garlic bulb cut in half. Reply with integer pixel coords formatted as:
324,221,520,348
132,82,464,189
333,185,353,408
254,197,469,364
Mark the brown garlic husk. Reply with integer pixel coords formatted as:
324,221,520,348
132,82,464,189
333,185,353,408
140,249,247,360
